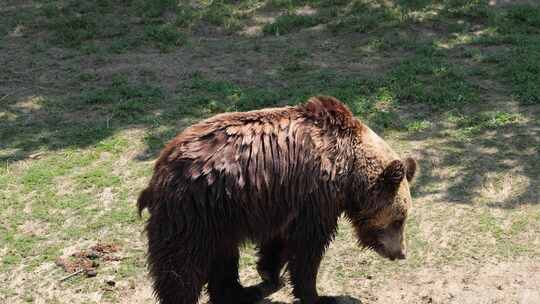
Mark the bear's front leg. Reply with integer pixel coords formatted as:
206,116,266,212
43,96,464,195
256,237,288,291
288,237,339,304
287,248,322,304
209,246,271,304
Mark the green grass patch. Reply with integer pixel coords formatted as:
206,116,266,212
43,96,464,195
478,209,535,257
503,38,540,104
472,4,540,104
134,0,177,20
263,13,322,35
95,136,130,154
440,0,493,20
80,78,164,121
178,71,407,132
478,210,505,240
328,2,400,33
202,2,244,31
405,119,433,132
107,35,143,54
144,24,187,52
55,194,95,211
173,1,254,32
45,12,99,48
21,153,97,189
495,4,540,34
448,111,524,139
41,1,131,48
387,48,479,106
1,234,39,271
75,168,121,189
0,2,40,37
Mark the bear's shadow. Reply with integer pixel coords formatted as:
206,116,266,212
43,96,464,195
259,296,363,304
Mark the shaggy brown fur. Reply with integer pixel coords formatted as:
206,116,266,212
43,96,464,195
138,96,416,304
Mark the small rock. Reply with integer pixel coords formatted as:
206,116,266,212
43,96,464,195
9,25,25,37
55,257,65,266
106,280,116,287
366,275,373,280
85,269,97,277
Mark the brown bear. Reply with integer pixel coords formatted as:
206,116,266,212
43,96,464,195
138,96,417,304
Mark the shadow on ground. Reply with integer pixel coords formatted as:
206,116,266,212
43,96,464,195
402,101,540,208
259,295,362,304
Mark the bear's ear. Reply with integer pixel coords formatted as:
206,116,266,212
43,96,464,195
365,160,404,211
382,160,405,190
404,157,417,182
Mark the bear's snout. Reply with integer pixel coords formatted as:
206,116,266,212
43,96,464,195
388,249,406,261
376,229,407,261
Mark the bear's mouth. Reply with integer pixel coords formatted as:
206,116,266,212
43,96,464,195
354,222,406,261
371,242,391,259
359,238,404,261
373,243,406,261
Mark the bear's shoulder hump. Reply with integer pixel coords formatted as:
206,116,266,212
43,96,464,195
300,96,361,131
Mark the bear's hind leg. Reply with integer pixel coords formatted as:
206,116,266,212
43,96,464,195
146,216,210,304
148,247,209,304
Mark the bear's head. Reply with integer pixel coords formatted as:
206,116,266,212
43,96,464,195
347,127,417,261
300,95,417,260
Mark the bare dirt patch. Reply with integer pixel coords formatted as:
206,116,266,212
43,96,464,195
366,260,540,304
237,255,540,304
18,219,48,236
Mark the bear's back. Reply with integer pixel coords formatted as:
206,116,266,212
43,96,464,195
142,98,363,230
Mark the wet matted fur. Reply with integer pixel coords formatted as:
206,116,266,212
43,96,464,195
138,96,417,304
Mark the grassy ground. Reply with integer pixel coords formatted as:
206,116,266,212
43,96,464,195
1,0,539,303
